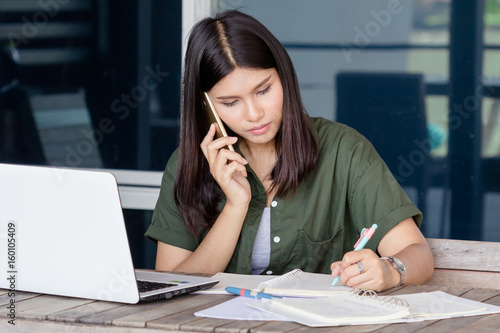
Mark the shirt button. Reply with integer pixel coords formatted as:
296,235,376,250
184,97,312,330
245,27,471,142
273,236,280,243
266,270,273,275
271,201,278,207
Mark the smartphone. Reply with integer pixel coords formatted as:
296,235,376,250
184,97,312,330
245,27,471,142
203,92,235,152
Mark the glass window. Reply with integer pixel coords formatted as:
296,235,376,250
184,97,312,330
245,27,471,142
219,0,451,44
482,99,500,243
216,1,451,123
425,96,449,157
413,0,451,34
483,190,500,241
2,0,499,249
481,2,500,242
483,97,500,157
483,50,500,76
485,0,500,45
407,49,449,76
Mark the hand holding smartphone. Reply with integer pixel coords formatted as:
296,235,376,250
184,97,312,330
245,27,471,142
203,92,235,152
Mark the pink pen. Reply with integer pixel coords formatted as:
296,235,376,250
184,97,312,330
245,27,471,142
354,224,378,250
332,223,378,286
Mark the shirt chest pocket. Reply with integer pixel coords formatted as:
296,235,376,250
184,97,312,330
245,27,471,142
288,228,344,274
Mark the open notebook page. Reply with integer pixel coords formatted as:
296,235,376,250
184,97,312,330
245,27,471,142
260,271,350,296
248,292,411,327
397,291,487,317
195,271,350,297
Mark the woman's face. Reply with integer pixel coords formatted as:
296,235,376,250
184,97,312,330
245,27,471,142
207,67,284,149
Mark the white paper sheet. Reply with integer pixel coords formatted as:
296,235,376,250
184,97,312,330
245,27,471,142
194,296,290,321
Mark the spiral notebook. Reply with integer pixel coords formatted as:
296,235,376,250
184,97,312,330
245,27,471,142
197,269,350,297
196,284,500,327
249,289,411,326
247,289,495,327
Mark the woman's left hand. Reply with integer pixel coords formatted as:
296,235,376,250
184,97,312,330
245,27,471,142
330,249,397,291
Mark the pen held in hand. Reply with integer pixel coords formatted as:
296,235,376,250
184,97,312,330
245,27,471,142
331,224,378,286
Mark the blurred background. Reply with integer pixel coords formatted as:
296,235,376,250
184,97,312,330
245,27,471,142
0,0,499,269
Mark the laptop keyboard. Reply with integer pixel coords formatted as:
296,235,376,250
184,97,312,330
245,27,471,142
137,280,177,293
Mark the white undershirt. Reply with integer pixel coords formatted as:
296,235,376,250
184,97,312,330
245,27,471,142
251,207,271,275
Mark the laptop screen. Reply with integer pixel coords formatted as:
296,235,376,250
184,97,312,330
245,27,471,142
0,163,140,303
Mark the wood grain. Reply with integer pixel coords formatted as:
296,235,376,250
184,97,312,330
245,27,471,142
0,290,40,306
426,269,500,289
146,296,230,330
427,238,500,272
250,320,303,333
2,266,500,332
77,300,166,325
47,300,124,323
112,294,229,328
1,319,169,333
16,294,95,320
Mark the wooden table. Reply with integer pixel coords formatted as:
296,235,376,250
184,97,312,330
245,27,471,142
2,283,500,333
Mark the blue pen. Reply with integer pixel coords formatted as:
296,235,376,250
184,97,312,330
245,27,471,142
225,287,282,299
331,224,378,286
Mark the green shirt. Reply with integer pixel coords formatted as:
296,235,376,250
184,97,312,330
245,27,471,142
145,117,422,275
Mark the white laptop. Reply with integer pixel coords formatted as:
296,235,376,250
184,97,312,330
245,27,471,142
0,163,219,303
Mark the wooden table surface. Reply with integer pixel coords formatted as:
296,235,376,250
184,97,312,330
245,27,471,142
2,283,500,333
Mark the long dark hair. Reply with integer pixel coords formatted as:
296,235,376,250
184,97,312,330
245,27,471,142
175,10,318,238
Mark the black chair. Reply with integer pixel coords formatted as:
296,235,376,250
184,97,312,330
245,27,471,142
336,72,431,227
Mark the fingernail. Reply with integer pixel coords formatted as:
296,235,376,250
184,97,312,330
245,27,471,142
230,137,238,142
242,158,248,164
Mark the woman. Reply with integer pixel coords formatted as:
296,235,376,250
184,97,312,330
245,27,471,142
146,10,434,291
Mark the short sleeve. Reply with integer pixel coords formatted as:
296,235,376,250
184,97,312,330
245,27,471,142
346,133,423,251
145,150,199,251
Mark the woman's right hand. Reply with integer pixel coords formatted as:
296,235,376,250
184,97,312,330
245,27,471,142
200,124,251,207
